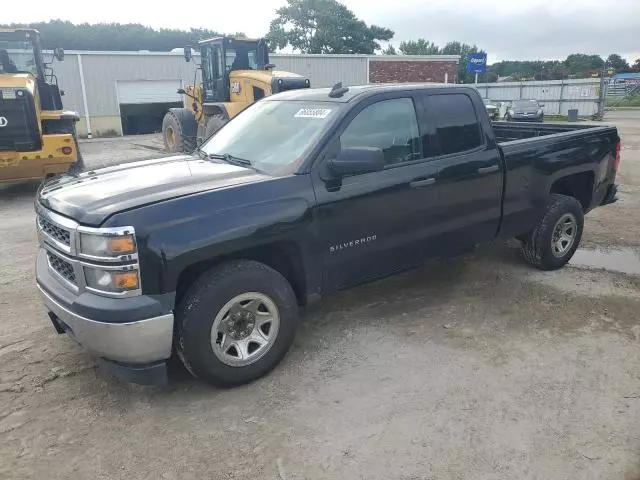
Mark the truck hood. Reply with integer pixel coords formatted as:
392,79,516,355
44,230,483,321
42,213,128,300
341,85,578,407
38,155,270,225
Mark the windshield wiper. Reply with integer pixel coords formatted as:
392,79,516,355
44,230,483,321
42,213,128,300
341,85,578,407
208,153,252,167
194,147,208,160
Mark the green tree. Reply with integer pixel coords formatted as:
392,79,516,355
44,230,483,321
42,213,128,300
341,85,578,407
634,59,640,71
606,53,630,72
266,0,393,54
1,19,229,51
398,39,440,55
486,72,499,83
381,44,397,55
440,41,484,83
564,53,604,77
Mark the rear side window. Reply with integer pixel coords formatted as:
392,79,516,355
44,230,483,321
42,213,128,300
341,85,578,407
427,94,482,155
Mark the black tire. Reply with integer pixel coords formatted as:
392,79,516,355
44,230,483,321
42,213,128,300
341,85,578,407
176,260,298,387
204,114,228,140
66,123,85,175
162,108,197,153
521,194,584,270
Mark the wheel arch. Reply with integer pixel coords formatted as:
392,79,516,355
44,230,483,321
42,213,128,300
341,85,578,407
549,170,595,211
174,240,309,309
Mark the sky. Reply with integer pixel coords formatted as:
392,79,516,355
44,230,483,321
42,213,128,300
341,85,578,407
5,0,640,64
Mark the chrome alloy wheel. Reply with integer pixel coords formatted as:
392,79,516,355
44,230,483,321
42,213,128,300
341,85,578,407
210,292,280,367
551,213,578,257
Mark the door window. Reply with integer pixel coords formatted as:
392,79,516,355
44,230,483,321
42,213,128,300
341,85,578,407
427,94,482,155
340,98,421,166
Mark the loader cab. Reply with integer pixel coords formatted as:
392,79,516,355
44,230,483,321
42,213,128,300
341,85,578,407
0,29,46,79
0,29,65,112
196,37,270,103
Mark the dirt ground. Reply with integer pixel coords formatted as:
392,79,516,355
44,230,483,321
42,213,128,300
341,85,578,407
1,112,640,480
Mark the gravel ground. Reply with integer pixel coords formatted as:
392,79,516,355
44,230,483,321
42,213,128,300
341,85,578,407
1,112,640,480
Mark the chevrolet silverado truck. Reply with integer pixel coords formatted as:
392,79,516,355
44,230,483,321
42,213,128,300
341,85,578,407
35,83,620,387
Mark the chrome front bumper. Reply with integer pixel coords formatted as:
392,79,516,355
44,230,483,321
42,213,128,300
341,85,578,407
38,284,174,364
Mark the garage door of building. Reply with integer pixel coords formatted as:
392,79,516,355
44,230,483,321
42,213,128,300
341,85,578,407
116,80,182,104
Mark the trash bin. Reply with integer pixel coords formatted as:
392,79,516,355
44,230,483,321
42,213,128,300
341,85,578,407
568,109,579,122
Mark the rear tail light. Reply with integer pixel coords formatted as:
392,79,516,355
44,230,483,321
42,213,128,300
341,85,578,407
614,141,621,171
61,146,73,155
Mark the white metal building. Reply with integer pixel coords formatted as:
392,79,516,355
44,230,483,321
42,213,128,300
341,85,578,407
50,51,459,137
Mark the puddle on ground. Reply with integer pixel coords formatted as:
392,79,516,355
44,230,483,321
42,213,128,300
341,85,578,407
570,247,640,275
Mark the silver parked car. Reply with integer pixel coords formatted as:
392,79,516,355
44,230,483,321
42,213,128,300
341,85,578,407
483,98,501,120
505,100,545,122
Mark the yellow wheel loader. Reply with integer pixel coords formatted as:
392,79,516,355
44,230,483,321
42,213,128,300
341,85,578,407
0,28,81,183
162,36,310,153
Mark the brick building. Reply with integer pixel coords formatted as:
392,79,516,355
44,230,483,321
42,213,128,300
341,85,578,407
368,56,459,84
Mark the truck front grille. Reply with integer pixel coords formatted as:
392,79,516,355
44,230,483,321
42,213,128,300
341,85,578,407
38,214,71,247
46,251,76,285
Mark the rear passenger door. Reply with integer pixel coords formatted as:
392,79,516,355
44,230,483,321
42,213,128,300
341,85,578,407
420,92,503,254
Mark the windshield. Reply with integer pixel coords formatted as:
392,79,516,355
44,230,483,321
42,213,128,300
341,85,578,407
226,47,259,72
201,100,339,175
512,100,538,108
0,39,37,75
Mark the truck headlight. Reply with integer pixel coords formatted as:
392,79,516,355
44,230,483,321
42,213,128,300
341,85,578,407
78,227,137,259
84,266,140,294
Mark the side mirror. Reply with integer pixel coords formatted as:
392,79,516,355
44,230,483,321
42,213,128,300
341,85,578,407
53,47,64,61
183,47,192,63
328,147,385,177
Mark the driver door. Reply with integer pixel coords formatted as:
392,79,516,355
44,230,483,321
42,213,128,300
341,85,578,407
311,94,441,290
202,43,226,103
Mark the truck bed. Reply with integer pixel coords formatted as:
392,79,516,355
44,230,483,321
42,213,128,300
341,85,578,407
493,121,605,143
494,120,619,240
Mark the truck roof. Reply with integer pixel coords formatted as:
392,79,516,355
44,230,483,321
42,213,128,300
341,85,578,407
267,83,471,103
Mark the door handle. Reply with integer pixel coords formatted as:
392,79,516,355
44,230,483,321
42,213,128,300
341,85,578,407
478,165,499,175
410,177,436,188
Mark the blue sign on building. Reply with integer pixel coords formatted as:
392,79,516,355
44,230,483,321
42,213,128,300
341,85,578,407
467,53,487,73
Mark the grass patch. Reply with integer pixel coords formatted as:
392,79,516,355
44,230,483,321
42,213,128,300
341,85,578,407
606,95,640,108
544,114,569,122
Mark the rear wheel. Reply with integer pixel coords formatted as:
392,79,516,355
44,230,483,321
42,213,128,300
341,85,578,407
162,108,197,153
521,194,584,270
176,260,298,387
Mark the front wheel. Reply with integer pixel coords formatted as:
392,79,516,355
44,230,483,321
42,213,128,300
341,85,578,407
176,260,298,387
162,108,197,153
521,194,584,270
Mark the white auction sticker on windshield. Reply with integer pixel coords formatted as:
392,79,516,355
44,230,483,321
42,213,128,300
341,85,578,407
294,108,332,119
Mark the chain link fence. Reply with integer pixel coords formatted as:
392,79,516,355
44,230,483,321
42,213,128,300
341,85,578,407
472,78,604,119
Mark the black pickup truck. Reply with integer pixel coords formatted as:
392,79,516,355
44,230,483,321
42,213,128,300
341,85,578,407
35,84,621,386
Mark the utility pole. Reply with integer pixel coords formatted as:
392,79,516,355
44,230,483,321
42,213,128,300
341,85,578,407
597,59,607,120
